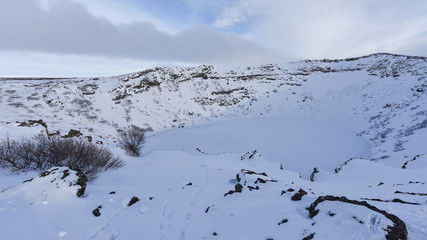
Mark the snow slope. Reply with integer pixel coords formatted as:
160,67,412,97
1,53,427,239
143,117,371,178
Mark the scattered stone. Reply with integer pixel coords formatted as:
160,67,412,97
353,216,364,224
255,178,266,184
92,206,101,217
378,182,384,186
402,154,424,169
224,183,243,197
254,178,277,184
149,197,154,200
281,190,286,195
241,169,268,177
186,182,192,186
235,183,243,192
62,129,83,138
109,191,116,194
291,189,307,201
310,168,319,182
128,196,140,206
248,186,259,191
74,170,88,197
302,233,315,240
361,197,420,205
287,188,295,192
394,191,427,196
205,207,210,213
278,219,288,225
236,174,241,182
213,232,217,236
60,169,70,179
328,211,336,217
23,178,33,183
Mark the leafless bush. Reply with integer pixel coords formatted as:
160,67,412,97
118,126,145,157
0,136,123,180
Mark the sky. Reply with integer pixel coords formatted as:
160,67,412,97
1,0,427,76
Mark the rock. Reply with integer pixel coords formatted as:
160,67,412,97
302,233,315,240
92,207,101,217
307,195,408,240
235,183,243,192
224,183,244,197
62,129,83,138
278,219,288,225
310,168,319,182
291,189,307,201
128,196,140,206
74,170,88,197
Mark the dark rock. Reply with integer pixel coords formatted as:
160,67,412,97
85,136,92,142
128,196,140,206
23,178,33,183
62,129,83,138
224,183,244,197
361,197,419,205
281,190,286,195
109,191,116,194
213,232,217,236
307,195,407,240
278,219,288,225
302,233,315,240
241,169,268,177
236,174,241,182
255,178,267,184
92,208,101,217
287,188,295,192
60,169,70,179
235,183,243,192
39,168,58,177
394,191,427,196
75,170,88,197
248,186,259,191
291,189,307,201
310,168,319,182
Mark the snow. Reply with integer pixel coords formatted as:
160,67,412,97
0,53,427,239
143,117,371,178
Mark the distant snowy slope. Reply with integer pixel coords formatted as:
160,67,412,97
1,53,426,168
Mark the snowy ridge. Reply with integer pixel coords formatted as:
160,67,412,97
1,53,427,239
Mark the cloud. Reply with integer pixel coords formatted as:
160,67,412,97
213,0,427,60
0,0,280,65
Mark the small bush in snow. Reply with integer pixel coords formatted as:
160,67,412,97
0,136,123,180
118,126,145,157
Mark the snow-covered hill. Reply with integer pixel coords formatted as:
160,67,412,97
1,53,427,239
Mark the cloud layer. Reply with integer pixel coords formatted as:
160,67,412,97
0,0,279,65
213,0,427,60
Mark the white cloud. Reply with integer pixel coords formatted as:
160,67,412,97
0,0,280,67
213,0,427,60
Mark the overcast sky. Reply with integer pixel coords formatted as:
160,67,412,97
1,0,427,76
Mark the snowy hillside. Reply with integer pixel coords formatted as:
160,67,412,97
1,53,427,239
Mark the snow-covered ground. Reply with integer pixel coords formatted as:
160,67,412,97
1,53,427,239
